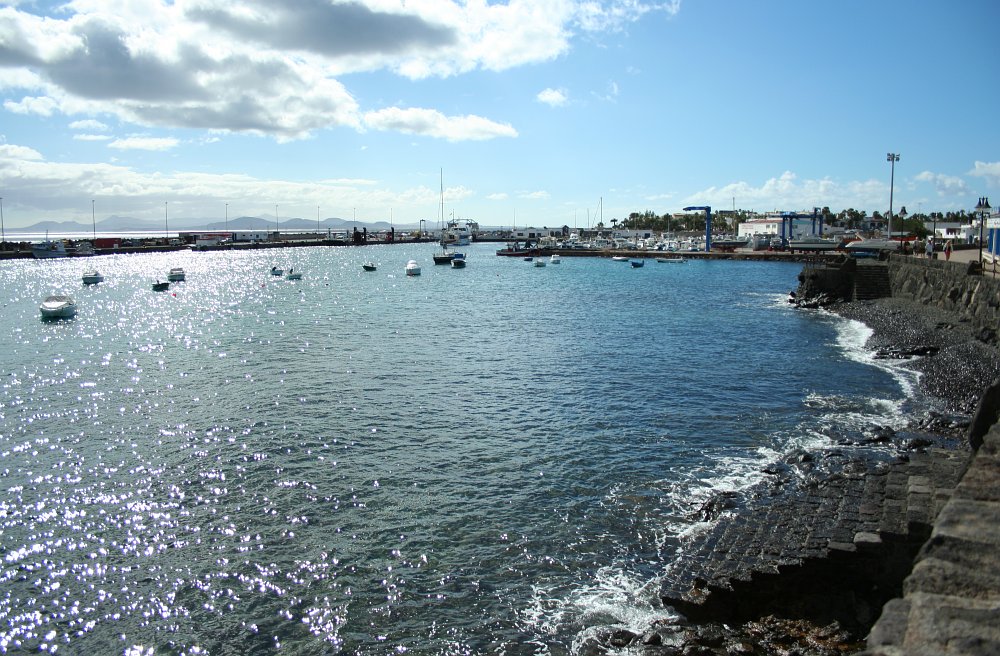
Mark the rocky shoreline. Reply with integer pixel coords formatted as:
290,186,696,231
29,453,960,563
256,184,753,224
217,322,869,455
584,297,1000,655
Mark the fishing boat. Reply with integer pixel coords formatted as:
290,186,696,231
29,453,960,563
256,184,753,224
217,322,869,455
362,263,377,272
285,269,302,280
270,266,284,276
81,269,104,284
32,238,68,259
549,254,561,265
450,253,466,268
630,259,645,268
611,255,629,262
152,280,170,292
167,267,186,282
656,256,687,264
405,260,421,276
533,258,546,267
39,295,77,319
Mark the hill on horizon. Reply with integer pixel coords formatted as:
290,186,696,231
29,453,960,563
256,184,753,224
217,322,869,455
5,214,423,234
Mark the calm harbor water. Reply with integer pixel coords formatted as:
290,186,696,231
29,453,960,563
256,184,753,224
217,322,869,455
0,244,923,655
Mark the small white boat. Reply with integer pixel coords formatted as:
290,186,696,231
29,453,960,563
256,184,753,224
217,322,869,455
167,267,186,282
451,253,466,269
405,260,421,276
656,257,687,264
39,295,77,319
285,269,302,280
549,254,561,264
611,255,629,262
533,258,547,267
270,266,284,276
81,269,104,284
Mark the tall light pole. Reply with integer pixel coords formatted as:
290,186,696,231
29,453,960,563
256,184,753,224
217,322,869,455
976,197,992,266
164,201,169,239
225,202,229,234
887,153,900,240
1,196,5,246
91,199,96,239
317,205,320,232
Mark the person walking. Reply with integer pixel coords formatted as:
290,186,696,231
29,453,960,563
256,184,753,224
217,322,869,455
945,240,953,261
925,237,934,258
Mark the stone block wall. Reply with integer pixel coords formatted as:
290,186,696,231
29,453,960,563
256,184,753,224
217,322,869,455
888,256,1000,344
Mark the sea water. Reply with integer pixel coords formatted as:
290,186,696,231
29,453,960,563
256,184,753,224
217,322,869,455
0,243,924,655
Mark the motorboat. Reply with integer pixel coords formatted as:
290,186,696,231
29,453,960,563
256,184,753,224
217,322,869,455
405,260,421,276
152,280,170,292
656,256,687,264
362,263,377,272
523,256,533,262
533,258,546,267
73,242,95,257
433,248,455,265
167,267,186,282
32,239,68,259
285,269,302,280
788,236,840,252
39,295,77,319
270,266,284,276
81,269,104,284
450,253,466,268
845,238,900,254
549,254,561,264
630,259,645,268
611,255,629,262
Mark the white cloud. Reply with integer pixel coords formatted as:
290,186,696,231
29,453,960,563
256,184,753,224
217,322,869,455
69,119,110,131
0,143,44,160
537,88,568,107
0,1,672,142
684,171,883,213
522,190,550,200
969,161,1000,187
363,107,517,141
73,134,113,141
487,192,509,201
108,137,180,151
914,170,970,196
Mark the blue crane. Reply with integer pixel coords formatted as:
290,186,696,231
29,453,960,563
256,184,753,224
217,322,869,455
683,206,712,252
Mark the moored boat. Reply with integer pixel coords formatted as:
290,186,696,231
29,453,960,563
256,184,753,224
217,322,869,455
549,254,561,264
39,295,77,319
270,266,284,276
32,240,68,259
656,256,687,264
611,255,629,262
81,269,104,284
285,268,302,280
167,267,186,282
405,260,421,276
533,258,546,267
362,263,377,272
630,259,645,268
450,253,466,268
152,280,170,292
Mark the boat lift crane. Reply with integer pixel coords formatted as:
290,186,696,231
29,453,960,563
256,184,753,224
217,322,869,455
683,206,711,252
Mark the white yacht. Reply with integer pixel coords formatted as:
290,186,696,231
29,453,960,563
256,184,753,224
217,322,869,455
81,270,104,284
405,260,421,276
167,267,186,282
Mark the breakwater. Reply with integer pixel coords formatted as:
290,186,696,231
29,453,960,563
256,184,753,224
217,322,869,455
626,254,1000,655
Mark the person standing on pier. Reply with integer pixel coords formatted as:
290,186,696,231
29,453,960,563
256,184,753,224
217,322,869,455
926,237,934,259
945,240,953,261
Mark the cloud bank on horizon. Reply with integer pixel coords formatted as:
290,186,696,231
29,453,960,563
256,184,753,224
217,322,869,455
0,0,997,227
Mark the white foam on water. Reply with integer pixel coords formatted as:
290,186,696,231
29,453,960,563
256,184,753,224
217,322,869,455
521,566,678,654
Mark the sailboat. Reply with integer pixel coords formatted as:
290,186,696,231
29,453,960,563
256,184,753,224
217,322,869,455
433,169,460,264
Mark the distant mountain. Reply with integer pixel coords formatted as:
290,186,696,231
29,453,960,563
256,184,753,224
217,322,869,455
7,215,423,233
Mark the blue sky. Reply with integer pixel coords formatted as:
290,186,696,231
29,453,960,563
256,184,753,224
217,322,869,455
0,0,997,229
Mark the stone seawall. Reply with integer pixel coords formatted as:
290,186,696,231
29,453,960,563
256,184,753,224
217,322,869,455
887,256,1000,345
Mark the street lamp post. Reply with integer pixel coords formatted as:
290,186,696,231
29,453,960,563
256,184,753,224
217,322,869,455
164,201,169,239
0,196,5,247
92,200,96,239
887,152,900,240
225,203,229,234
976,197,992,267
